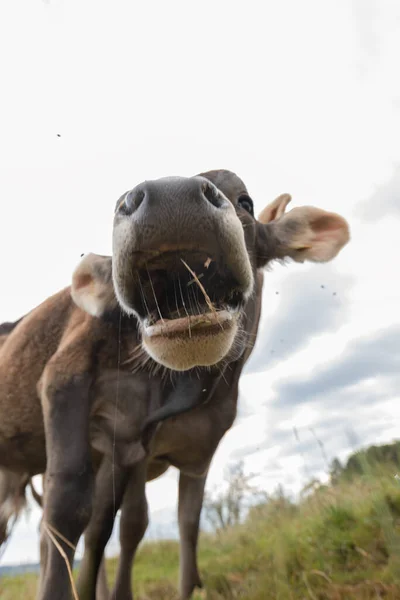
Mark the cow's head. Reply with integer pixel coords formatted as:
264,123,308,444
74,170,349,371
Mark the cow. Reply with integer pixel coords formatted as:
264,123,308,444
0,319,30,548
0,169,349,599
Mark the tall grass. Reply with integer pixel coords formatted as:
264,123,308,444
2,466,400,599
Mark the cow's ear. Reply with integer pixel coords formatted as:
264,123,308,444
256,205,350,267
71,253,117,317
258,193,292,223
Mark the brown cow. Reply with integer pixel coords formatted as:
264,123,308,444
0,319,30,548
0,169,349,599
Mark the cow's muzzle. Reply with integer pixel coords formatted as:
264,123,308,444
112,176,254,370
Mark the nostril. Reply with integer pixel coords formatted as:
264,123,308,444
120,189,146,215
202,182,224,208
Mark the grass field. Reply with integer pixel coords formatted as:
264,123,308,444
2,465,400,599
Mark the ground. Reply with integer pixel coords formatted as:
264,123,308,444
2,466,400,599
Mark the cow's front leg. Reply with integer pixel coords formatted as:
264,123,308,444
110,459,148,600
39,363,94,600
95,559,109,600
37,518,47,600
76,456,129,600
178,471,207,600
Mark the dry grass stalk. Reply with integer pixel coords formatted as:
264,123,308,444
302,571,318,600
45,521,76,551
309,569,332,583
354,546,373,560
180,259,216,316
187,273,204,287
43,522,79,600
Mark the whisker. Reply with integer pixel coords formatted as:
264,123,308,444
137,273,152,321
180,259,225,330
216,365,228,385
146,265,164,323
178,275,191,338
173,278,181,318
180,259,216,315
188,287,194,318
165,282,173,318
191,284,202,315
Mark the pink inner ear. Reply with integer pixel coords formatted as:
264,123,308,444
310,213,349,246
311,214,344,233
258,193,292,224
74,273,92,291
269,207,278,221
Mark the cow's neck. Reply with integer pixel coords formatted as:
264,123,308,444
103,305,240,423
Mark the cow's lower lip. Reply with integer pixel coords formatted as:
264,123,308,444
144,310,234,338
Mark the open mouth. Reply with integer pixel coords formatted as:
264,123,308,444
130,250,244,338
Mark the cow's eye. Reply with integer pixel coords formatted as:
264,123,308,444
238,194,254,216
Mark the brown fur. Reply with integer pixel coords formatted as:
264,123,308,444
0,318,32,547
0,169,349,600
0,469,29,547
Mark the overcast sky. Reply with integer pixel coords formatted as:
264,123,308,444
1,0,399,565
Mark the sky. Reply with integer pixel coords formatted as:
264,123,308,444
1,0,400,565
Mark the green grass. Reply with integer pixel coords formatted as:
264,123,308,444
2,471,400,599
